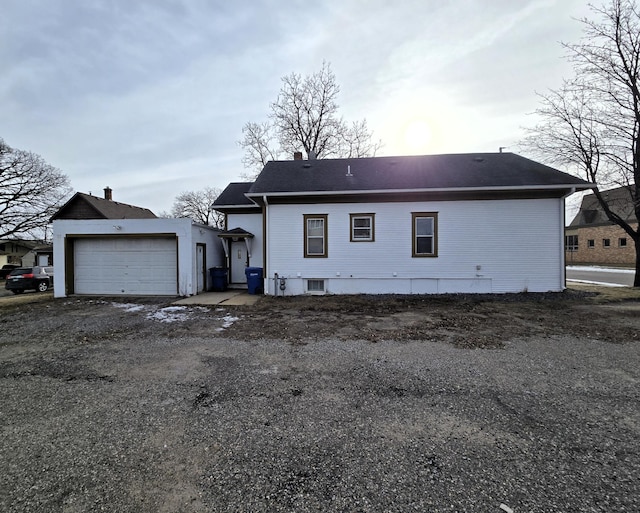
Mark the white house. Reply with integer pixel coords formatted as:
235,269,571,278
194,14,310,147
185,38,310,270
214,152,593,295
52,189,224,297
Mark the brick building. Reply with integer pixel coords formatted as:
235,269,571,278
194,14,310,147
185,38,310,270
565,186,637,266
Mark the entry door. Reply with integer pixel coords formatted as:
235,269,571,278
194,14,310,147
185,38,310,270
230,241,248,284
196,244,206,293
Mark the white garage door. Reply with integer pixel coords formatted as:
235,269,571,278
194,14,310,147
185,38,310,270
74,237,177,295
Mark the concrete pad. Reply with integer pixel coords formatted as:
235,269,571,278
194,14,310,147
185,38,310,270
173,290,262,306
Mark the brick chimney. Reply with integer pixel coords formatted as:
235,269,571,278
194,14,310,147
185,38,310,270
104,186,113,200
294,151,303,160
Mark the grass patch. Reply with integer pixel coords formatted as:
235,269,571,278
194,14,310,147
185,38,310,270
567,283,640,303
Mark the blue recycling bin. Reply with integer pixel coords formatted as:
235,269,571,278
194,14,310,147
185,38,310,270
210,267,228,292
245,267,264,295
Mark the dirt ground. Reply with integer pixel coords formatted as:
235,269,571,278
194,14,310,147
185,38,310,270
223,286,640,347
1,285,639,512
2,285,640,349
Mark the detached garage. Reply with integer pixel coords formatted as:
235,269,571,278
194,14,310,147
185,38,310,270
51,190,223,297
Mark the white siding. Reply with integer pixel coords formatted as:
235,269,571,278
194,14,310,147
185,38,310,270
225,212,264,268
53,219,223,297
74,238,177,295
265,198,564,295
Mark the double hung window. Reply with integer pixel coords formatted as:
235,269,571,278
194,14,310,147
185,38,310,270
304,214,328,257
412,212,438,257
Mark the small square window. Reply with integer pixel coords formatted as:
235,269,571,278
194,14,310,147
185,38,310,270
603,238,611,248
619,237,628,247
588,239,595,248
350,213,375,242
307,279,325,293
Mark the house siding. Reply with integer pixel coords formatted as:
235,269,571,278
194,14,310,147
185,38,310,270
225,212,264,268
565,223,637,266
53,219,223,297
264,197,564,295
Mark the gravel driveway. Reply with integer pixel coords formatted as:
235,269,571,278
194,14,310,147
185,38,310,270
0,292,638,512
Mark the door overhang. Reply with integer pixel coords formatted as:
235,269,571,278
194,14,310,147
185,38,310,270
218,228,254,258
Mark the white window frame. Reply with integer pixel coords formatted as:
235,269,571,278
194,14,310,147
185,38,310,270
350,213,375,242
412,212,438,257
306,279,325,293
304,214,328,258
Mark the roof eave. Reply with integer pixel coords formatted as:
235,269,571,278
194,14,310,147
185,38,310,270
246,183,595,199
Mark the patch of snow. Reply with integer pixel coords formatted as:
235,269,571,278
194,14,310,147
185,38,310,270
567,265,635,274
567,279,626,287
111,302,145,312
221,314,239,329
146,306,191,323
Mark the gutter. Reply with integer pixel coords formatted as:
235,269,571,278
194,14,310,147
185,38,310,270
246,183,596,200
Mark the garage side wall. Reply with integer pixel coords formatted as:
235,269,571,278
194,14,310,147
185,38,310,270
190,224,224,292
53,219,215,298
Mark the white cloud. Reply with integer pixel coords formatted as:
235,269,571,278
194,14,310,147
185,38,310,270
1,0,597,214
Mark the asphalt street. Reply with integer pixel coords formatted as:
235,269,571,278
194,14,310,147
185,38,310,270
566,266,634,287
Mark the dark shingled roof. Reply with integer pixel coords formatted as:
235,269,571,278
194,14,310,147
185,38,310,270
213,182,255,206
568,186,636,227
51,192,157,220
246,153,591,196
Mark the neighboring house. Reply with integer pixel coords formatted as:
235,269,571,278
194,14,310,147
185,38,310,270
52,188,224,297
53,187,157,220
0,239,42,266
214,152,592,295
21,243,54,266
565,186,637,266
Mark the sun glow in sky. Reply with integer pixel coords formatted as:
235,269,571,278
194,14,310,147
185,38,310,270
403,119,433,154
0,0,593,214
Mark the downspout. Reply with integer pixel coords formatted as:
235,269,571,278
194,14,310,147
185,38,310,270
263,195,270,295
561,188,576,290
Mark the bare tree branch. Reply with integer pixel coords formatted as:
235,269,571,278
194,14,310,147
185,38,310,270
239,62,381,178
522,0,640,285
0,138,71,241
169,187,224,228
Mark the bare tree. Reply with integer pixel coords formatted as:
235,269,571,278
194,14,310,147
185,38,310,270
523,0,640,285
170,187,224,228
0,138,71,241
239,62,381,177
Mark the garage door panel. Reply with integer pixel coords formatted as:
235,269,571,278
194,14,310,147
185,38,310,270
74,238,177,295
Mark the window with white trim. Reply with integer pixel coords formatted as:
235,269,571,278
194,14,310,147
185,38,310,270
350,213,375,242
565,235,578,252
412,212,438,257
307,279,325,292
304,214,328,257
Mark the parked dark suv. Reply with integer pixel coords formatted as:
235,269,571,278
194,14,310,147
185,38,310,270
5,266,54,294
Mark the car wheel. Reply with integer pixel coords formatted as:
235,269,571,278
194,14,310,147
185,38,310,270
12,290,24,295
37,281,49,292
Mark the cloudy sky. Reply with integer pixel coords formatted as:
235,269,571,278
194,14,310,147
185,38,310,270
1,0,593,215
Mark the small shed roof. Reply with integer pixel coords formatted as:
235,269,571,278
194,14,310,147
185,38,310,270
214,183,255,207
